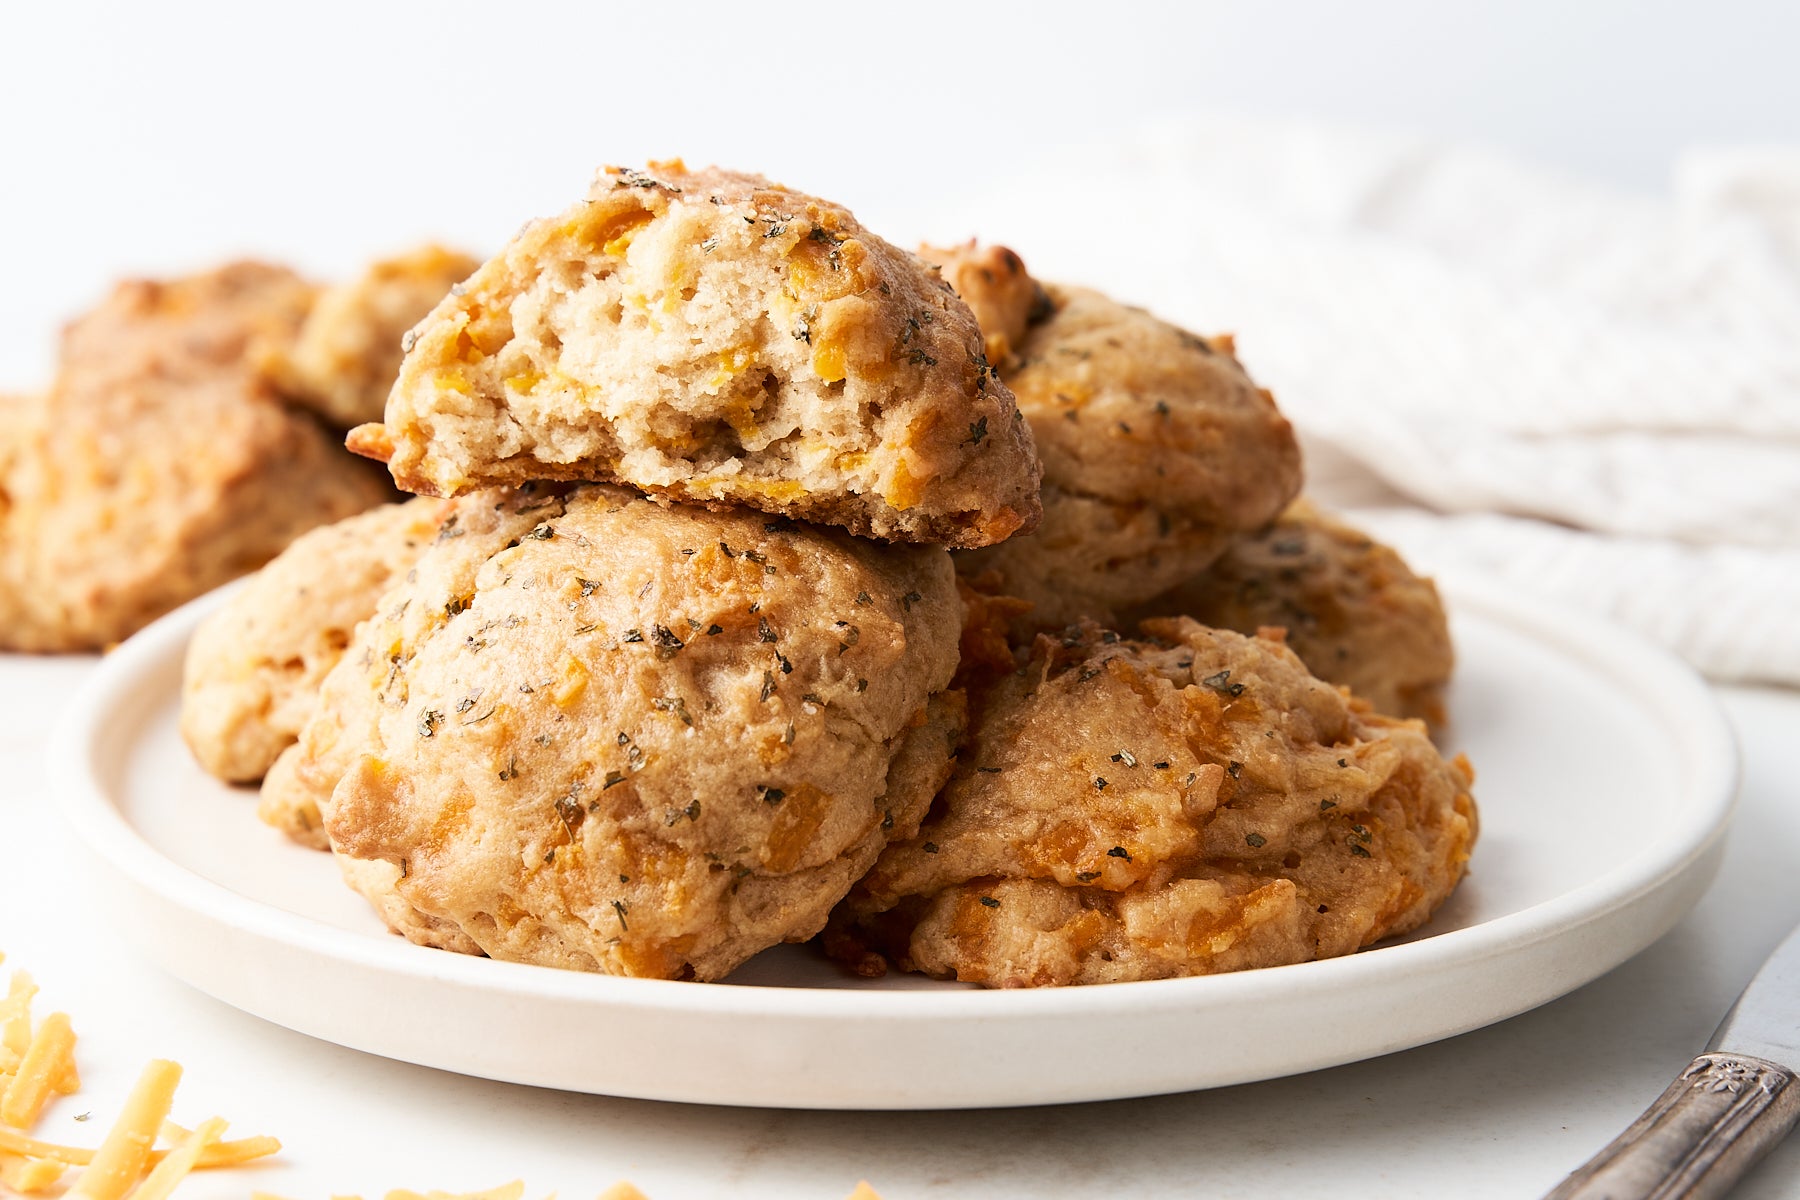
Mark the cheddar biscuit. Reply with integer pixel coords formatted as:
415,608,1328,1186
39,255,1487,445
56,259,317,376
288,483,965,980
918,241,1050,371
828,618,1476,986
1124,502,1454,723
0,263,391,652
181,497,452,785
349,163,1040,547
264,244,480,429
0,393,40,637
935,248,1301,626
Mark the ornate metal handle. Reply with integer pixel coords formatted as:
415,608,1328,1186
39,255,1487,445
1545,1053,1800,1199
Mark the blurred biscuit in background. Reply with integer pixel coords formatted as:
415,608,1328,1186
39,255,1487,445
1,262,392,652
262,243,480,430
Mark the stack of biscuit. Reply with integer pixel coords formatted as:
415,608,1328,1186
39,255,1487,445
175,161,1477,988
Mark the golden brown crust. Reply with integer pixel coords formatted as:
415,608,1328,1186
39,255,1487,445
289,483,966,979
344,421,395,462
954,484,1237,629
356,162,1041,548
917,242,1051,371
57,260,318,379
262,244,480,429
181,498,453,784
932,248,1302,629
1006,284,1300,525
828,619,1477,987
1121,502,1455,723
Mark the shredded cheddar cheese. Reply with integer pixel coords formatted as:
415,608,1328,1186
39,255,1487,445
1,1010,75,1127
0,950,883,1198
0,951,280,1195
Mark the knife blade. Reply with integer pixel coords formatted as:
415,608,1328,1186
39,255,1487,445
1710,922,1800,1071
1545,921,1800,1199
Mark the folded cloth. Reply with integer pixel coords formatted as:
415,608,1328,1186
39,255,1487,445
1354,507,1800,688
937,115,1800,686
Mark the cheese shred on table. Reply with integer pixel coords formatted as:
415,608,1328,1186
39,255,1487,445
0,950,881,1199
0,949,281,1195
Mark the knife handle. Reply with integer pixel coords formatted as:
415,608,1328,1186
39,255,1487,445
1545,1053,1800,1200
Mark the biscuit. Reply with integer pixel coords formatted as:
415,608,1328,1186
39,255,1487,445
257,741,335,849
0,393,33,523
1009,286,1300,521
348,162,1041,548
181,497,452,786
1122,502,1455,723
264,244,480,429
917,242,1051,370
0,391,34,456
0,263,393,652
4,375,391,652
286,483,965,980
257,485,607,849
827,618,1476,987
932,247,1301,626
954,484,1236,630
0,393,39,636
57,259,317,378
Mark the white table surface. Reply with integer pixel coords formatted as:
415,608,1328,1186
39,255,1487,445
0,653,1796,1200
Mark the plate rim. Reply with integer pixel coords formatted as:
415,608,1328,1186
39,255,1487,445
47,572,1739,1027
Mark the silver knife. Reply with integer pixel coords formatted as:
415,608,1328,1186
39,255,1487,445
1546,920,1800,1199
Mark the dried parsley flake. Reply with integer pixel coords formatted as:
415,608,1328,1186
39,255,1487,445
1202,670,1246,698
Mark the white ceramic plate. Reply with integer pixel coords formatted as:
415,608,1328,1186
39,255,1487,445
49,577,1736,1110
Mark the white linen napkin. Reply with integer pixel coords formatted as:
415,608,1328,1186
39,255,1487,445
938,116,1800,686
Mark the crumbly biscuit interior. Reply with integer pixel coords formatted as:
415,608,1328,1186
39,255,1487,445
433,195,904,504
